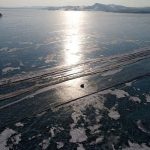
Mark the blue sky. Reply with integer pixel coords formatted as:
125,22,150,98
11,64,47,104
0,0,150,7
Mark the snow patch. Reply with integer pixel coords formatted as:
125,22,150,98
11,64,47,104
8,48,18,53
56,142,64,149
77,144,85,150
108,108,120,120
123,141,150,150
38,57,43,61
101,89,129,99
96,137,104,144
125,82,132,87
39,138,51,150
44,54,56,63
0,47,8,52
19,62,24,67
37,111,46,117
0,128,16,150
2,67,20,74
130,97,141,103
70,128,87,143
145,95,150,102
15,122,24,127
137,120,150,134
50,127,56,138
62,94,106,144
101,69,122,77
19,42,33,45
69,94,104,129
88,124,101,134
12,133,21,145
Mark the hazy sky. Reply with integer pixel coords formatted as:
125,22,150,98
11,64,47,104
0,0,150,7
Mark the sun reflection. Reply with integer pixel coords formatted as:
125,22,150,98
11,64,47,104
64,11,83,66
55,12,87,102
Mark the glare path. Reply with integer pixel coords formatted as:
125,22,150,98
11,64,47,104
0,47,150,101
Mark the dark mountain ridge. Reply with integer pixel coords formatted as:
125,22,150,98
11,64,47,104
45,3,150,13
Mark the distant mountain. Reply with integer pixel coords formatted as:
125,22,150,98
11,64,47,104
45,3,150,13
0,13,2,17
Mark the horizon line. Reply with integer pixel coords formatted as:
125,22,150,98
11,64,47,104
0,3,150,9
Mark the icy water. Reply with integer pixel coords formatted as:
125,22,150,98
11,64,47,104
0,9,150,150
0,9,150,78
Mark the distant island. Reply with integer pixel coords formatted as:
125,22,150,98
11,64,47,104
44,3,150,13
0,13,2,17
